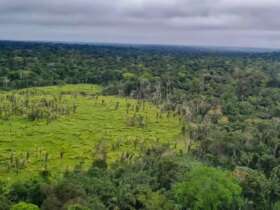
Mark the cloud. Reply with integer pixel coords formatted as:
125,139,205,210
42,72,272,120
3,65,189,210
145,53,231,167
0,0,280,48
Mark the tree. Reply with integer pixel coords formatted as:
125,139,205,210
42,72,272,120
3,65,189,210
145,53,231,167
138,191,174,210
173,166,243,210
234,167,271,210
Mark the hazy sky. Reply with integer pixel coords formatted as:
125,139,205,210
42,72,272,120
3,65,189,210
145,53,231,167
1,0,280,48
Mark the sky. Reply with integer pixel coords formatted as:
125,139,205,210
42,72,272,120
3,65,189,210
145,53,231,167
1,0,280,49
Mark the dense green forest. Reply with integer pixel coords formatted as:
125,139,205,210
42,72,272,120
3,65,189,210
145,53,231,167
0,41,280,210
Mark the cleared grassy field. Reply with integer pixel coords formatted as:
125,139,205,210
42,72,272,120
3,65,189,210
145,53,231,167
0,85,182,182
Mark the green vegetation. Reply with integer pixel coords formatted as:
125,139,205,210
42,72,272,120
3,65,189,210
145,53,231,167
173,166,243,210
0,41,279,209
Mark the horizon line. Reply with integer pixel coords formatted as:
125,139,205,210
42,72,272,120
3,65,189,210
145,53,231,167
0,38,279,52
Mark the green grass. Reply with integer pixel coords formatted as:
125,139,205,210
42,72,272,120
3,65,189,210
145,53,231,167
0,85,182,182
11,84,102,96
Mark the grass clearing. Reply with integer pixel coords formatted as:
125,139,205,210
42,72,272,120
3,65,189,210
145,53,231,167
0,84,182,183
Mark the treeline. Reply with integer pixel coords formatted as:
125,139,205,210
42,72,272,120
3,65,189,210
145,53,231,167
2,146,280,210
0,146,268,210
